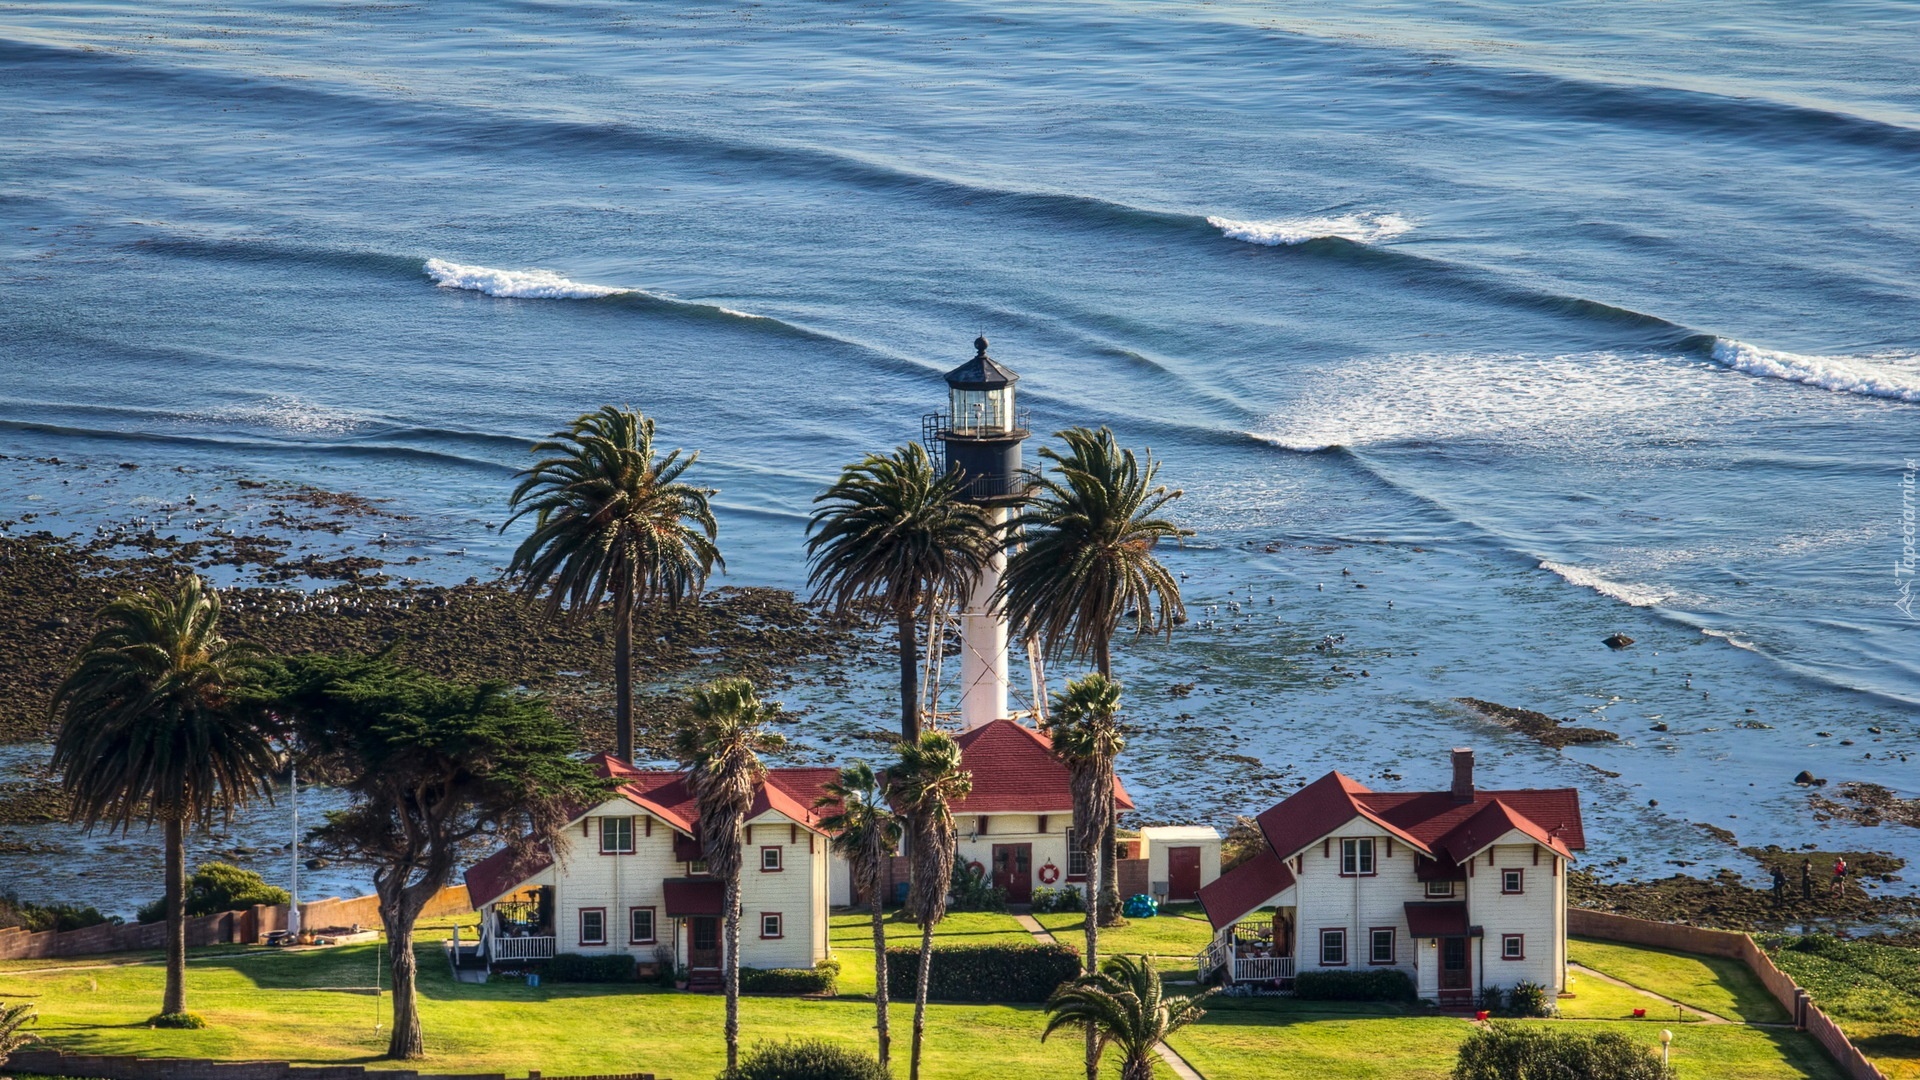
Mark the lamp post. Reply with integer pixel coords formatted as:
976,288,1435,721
287,749,301,942
1660,1028,1672,1068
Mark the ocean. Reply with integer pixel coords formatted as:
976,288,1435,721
2,0,1918,910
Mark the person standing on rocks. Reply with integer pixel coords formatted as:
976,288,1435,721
1771,866,1787,904
1802,859,1814,900
1832,856,1848,896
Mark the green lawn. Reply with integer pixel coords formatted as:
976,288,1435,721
1557,966,1705,1022
1760,935,1920,1080
1031,903,1216,963
1570,937,1791,1024
1171,996,1843,1080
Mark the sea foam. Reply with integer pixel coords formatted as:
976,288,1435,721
1208,212,1413,246
1538,560,1670,608
424,258,626,299
1711,338,1920,403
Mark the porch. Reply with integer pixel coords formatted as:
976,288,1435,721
1195,913,1296,988
474,887,555,971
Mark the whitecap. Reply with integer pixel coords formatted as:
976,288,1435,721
424,258,626,300
1208,212,1413,246
1710,339,1920,403
1538,560,1670,608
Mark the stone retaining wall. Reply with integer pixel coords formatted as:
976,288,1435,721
1569,907,1886,1080
5,1048,656,1080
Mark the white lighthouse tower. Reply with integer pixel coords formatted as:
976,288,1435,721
924,337,1029,730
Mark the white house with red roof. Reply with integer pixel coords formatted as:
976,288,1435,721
1195,749,1584,1007
462,754,838,987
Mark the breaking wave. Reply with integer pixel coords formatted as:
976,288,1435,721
1208,212,1414,246
1710,339,1920,403
1538,560,1670,608
424,258,626,299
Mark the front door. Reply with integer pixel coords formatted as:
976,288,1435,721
992,843,1033,904
1439,936,1472,1002
689,917,720,968
1167,846,1202,901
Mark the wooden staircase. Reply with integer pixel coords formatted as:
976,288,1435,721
686,967,723,993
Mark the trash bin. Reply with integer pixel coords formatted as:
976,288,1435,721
527,973,540,988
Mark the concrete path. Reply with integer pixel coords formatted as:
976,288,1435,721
1014,912,1206,1080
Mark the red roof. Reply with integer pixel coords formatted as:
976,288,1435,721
1197,847,1297,931
663,877,726,917
1254,771,1585,866
464,845,554,908
949,719,1133,816
1403,901,1470,938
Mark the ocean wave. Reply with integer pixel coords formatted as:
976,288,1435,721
1538,560,1670,608
424,258,626,300
1710,339,1920,403
1207,212,1413,247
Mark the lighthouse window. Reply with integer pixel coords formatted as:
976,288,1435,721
949,387,1012,434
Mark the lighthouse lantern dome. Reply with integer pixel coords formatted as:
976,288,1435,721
943,336,1018,436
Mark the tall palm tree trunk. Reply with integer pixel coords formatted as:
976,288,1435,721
911,922,934,1080
1083,838,1101,1080
897,609,920,742
1093,639,1123,928
162,817,187,1016
724,875,742,1074
613,585,634,762
870,887,891,1066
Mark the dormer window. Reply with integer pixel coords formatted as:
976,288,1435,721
1340,838,1376,876
599,816,633,854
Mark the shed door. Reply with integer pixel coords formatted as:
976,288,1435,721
1167,846,1202,901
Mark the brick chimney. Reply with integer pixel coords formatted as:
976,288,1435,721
1450,748,1475,802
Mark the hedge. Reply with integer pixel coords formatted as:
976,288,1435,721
739,966,837,996
1292,968,1416,1002
885,942,1081,1003
545,952,637,982
1455,1024,1672,1080
724,1039,890,1080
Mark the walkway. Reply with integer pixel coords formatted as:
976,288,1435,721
1012,912,1206,1080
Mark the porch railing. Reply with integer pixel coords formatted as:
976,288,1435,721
490,935,556,962
1234,955,1293,982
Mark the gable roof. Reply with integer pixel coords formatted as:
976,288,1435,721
464,845,552,908
1352,789,1585,855
950,718,1133,815
1252,771,1586,867
1429,798,1577,863
1197,847,1296,931
1254,771,1433,862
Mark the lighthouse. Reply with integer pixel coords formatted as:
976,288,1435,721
924,337,1029,730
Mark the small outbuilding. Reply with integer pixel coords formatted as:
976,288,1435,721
1141,825,1222,903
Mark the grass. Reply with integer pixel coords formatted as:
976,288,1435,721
1557,966,1704,1022
826,910,1036,998
1172,996,1845,1080
1760,935,1920,1080
1030,902,1217,963
1570,937,1791,1024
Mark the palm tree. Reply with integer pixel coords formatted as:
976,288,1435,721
0,1000,39,1062
49,575,277,1020
674,676,785,1075
509,405,722,761
1043,672,1125,1080
999,425,1188,924
815,761,904,1067
1043,955,1215,1080
890,731,972,1080
807,443,996,741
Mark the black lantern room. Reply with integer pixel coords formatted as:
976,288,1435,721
922,337,1030,504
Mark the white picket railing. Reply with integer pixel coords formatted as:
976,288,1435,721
491,935,556,961
1233,955,1293,982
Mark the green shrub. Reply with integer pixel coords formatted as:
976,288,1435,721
137,863,291,923
1504,980,1554,1018
721,1038,890,1080
1763,933,1920,1023
948,861,1007,914
545,952,637,982
885,942,1081,1003
150,1012,207,1029
1453,1023,1672,1080
0,892,117,934
739,965,836,996
1030,886,1085,915
1293,968,1416,1002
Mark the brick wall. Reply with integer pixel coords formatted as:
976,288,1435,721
1568,908,1886,1080
5,1049,658,1080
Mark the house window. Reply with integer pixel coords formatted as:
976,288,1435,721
1502,934,1525,960
600,816,633,854
760,913,784,939
629,907,655,944
578,908,606,946
1319,928,1347,966
1425,880,1455,899
761,846,784,872
1340,838,1375,876
1369,928,1396,965
690,859,710,876
1502,869,1524,894
1066,829,1089,879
